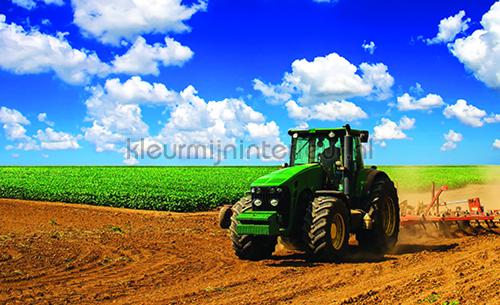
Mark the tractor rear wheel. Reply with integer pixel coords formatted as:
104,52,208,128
357,176,399,254
229,196,277,260
303,196,350,262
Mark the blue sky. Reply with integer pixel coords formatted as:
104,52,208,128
0,0,498,165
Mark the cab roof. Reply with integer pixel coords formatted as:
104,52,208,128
287,126,369,142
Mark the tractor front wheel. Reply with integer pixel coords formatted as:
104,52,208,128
303,196,350,262
229,197,277,260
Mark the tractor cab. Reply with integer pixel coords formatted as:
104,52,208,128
288,126,369,193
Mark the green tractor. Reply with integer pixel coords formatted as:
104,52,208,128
219,125,399,261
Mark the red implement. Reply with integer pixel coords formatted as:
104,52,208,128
400,183,498,233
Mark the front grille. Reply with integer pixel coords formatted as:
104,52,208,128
251,187,290,226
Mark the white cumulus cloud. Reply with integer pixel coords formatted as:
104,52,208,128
373,116,415,146
0,106,30,141
426,10,470,44
1,106,79,151
246,121,280,139
83,77,284,163
123,155,139,165
443,99,486,127
11,0,63,10
288,53,393,103
5,139,39,151
359,63,394,100
398,116,416,130
0,16,194,85
0,106,29,125
112,36,193,75
83,84,150,153
160,86,265,141
245,121,286,161
493,139,500,149
0,15,110,85
396,93,444,111
441,129,463,151
485,114,500,124
103,76,179,105
253,79,291,105
361,41,376,54
449,2,500,89
255,52,394,106
158,85,286,162
37,112,54,127
285,100,367,122
36,128,80,150
72,0,207,45
254,52,391,123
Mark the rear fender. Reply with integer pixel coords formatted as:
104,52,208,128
314,190,349,207
364,169,390,197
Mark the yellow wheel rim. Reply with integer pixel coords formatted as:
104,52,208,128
330,214,345,250
383,197,396,237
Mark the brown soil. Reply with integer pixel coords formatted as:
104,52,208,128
0,198,499,305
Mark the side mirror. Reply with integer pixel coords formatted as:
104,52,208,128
360,132,369,143
281,162,289,168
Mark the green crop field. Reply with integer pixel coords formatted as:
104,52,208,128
0,166,497,212
379,166,499,192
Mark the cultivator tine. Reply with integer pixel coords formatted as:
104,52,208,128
488,220,498,228
475,220,492,234
476,220,488,231
485,220,493,231
457,220,472,235
484,220,499,234
438,222,452,238
420,223,427,233
471,221,481,234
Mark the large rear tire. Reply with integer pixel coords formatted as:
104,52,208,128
229,196,277,260
303,196,350,262
357,176,399,254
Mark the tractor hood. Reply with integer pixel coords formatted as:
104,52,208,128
250,164,321,187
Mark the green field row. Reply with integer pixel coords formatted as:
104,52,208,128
0,166,497,211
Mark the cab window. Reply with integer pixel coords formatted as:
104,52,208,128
293,137,310,165
314,137,331,162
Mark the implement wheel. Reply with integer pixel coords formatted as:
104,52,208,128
229,197,277,260
357,176,400,254
303,196,350,262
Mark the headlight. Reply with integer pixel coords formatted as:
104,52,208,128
269,187,283,194
251,187,261,194
254,199,262,207
270,199,279,207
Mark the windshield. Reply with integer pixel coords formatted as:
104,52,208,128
293,137,310,165
291,136,339,165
